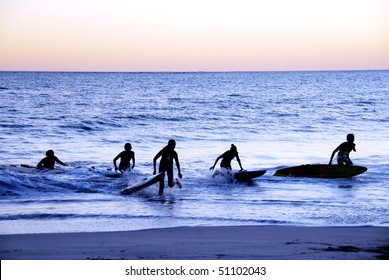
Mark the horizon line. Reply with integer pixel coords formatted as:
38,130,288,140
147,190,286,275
1,69,388,74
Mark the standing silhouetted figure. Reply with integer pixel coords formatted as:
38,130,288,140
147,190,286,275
153,139,182,195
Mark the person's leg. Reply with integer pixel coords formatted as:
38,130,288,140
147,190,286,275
337,157,345,166
158,167,166,195
158,173,165,195
167,169,174,188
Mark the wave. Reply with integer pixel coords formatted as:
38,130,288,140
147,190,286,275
0,213,293,227
0,124,34,129
0,170,121,196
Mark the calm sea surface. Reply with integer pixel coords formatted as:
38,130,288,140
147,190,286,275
0,71,388,234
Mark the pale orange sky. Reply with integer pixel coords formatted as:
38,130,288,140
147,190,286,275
1,0,388,71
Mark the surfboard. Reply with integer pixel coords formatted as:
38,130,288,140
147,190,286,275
0,164,66,174
103,169,123,178
274,164,367,178
121,172,165,195
233,170,267,181
87,166,127,178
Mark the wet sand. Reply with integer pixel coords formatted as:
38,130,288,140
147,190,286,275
1,226,388,260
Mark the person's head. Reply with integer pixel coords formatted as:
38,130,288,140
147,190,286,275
124,143,132,151
46,150,54,157
167,139,176,149
230,144,237,152
346,134,355,143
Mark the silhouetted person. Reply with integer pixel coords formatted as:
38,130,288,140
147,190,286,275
153,139,182,195
37,150,66,169
329,134,356,166
113,143,135,171
210,144,244,171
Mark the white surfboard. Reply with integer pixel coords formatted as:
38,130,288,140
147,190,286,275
0,164,66,174
121,172,165,195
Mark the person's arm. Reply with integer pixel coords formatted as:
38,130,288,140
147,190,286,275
235,154,244,171
210,155,223,170
174,154,182,179
329,145,340,165
131,152,135,169
55,157,66,166
153,150,163,174
37,159,44,168
113,153,121,171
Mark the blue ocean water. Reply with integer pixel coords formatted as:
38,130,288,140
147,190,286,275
0,71,388,234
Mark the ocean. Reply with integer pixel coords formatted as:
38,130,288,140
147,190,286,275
0,71,388,234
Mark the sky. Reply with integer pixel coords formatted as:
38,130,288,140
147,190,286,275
1,0,388,72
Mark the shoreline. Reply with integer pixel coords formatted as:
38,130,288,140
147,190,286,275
1,225,388,260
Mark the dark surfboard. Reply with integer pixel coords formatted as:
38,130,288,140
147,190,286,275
233,170,266,181
274,164,367,178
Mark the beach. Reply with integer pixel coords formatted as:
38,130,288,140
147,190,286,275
1,226,388,260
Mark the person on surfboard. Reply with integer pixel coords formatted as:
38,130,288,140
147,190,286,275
153,139,183,195
209,144,245,172
113,143,135,171
37,150,67,169
329,134,356,166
